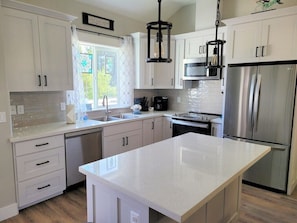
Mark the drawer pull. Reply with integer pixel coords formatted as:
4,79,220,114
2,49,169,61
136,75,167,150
37,184,51,190
35,142,49,147
36,160,50,166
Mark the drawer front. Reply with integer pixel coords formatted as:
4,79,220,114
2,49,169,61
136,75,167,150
16,147,65,181
18,169,66,208
104,121,142,136
15,135,64,156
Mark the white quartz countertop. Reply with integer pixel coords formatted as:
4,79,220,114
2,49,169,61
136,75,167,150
79,133,270,222
10,110,177,143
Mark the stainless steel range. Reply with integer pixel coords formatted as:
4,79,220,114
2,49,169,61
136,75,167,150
171,112,221,137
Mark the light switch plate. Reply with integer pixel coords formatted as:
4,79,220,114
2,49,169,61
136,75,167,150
10,105,17,115
0,112,6,123
17,105,25,115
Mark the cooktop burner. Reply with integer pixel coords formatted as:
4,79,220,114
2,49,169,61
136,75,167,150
172,112,220,122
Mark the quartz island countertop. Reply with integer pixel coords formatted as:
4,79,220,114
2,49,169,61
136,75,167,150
79,133,270,223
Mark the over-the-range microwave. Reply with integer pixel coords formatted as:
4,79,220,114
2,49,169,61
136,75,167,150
183,58,221,80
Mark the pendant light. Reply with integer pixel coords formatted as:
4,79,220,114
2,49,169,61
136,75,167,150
147,0,172,63
205,0,226,76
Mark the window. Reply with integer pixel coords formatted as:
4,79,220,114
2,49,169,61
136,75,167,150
79,43,119,110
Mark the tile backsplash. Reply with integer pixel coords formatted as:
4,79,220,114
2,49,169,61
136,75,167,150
10,92,66,128
11,80,223,128
135,80,224,114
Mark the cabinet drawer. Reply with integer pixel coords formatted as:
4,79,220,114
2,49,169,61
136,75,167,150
16,147,65,181
18,169,66,208
15,135,64,156
104,121,142,136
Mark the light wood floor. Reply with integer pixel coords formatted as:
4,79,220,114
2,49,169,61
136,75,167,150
3,183,297,223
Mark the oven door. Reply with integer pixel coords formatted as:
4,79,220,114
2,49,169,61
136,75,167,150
172,119,211,137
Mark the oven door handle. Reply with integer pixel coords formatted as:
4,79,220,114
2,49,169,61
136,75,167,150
172,119,209,129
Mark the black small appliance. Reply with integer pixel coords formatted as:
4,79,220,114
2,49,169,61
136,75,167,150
154,96,168,111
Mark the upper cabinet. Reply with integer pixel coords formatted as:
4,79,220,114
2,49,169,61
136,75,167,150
132,32,175,89
1,2,75,92
184,28,226,59
224,6,297,64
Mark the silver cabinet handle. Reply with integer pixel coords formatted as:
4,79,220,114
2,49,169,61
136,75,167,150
261,46,265,57
126,136,128,146
122,137,125,146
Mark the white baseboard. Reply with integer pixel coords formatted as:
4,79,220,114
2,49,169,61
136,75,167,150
0,203,19,221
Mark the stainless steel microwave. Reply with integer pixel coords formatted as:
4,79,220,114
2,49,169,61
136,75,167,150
183,58,221,80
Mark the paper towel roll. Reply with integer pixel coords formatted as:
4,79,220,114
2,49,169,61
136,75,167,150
66,104,76,124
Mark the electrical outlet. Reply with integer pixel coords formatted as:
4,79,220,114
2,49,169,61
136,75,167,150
130,211,139,223
177,96,181,103
10,105,17,115
60,102,66,111
17,105,24,115
0,112,6,123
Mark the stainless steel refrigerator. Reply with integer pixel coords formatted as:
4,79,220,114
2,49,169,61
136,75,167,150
224,62,297,192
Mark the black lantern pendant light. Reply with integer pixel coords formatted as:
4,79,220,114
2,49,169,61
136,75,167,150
205,0,226,76
147,0,172,63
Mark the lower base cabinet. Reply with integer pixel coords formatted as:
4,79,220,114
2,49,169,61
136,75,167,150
103,121,143,158
13,135,66,209
142,117,163,146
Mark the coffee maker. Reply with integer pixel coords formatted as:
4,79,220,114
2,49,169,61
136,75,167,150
153,96,168,111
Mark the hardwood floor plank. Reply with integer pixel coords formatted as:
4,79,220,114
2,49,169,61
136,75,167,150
2,184,297,223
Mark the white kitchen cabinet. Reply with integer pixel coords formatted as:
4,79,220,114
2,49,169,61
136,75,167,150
2,7,74,92
225,8,297,63
13,135,66,209
132,32,154,89
132,32,175,89
103,121,142,158
154,40,175,89
185,29,225,59
142,117,163,146
162,116,172,140
174,39,185,89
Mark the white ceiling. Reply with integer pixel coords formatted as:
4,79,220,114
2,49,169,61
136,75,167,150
76,0,196,23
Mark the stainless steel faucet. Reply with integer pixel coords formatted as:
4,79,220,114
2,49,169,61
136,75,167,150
102,95,110,117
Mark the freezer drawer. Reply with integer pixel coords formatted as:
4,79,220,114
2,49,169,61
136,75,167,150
243,144,290,192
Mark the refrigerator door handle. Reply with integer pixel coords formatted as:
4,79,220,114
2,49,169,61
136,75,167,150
249,74,257,128
253,74,262,131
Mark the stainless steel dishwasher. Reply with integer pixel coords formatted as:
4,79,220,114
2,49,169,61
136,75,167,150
65,127,102,187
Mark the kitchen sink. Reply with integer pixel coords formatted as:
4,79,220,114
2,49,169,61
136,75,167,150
93,114,140,122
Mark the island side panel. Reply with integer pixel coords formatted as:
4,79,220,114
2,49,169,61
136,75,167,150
86,175,150,223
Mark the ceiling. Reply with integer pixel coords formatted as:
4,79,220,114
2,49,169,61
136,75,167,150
76,0,196,23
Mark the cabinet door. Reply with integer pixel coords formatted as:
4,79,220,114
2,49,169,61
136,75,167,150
153,117,163,143
38,16,73,91
134,36,154,89
227,21,262,63
260,15,297,61
103,130,142,158
143,118,163,146
154,40,175,89
2,8,42,91
185,37,206,58
175,39,185,89
162,117,172,140
142,119,154,146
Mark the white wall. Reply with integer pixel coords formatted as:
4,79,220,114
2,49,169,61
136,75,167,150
0,4,18,220
169,4,196,35
17,0,146,35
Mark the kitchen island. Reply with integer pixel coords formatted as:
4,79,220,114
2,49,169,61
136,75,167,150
79,133,270,223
